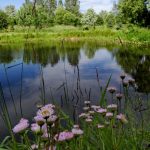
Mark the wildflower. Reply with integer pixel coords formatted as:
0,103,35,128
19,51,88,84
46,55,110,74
45,146,56,150
107,87,117,94
96,108,107,115
107,104,117,111
73,124,79,128
47,115,58,125
123,81,128,87
12,118,29,134
34,116,45,126
97,124,105,129
116,93,123,100
41,132,51,141
85,118,92,122
117,114,128,124
120,73,126,80
31,123,41,134
72,125,83,136
128,78,135,86
91,105,101,111
55,131,74,142
79,113,89,118
84,101,91,105
44,104,55,109
87,115,93,119
106,112,113,119
83,107,90,111
31,144,38,150
37,105,55,119
89,110,95,115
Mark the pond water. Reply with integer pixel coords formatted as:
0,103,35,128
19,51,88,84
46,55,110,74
0,41,150,138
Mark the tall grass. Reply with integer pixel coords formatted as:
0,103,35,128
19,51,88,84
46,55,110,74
0,25,150,46
0,64,150,149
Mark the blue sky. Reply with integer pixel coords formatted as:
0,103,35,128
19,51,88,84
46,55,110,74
0,0,116,13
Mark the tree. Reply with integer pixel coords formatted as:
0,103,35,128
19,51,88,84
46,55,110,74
118,0,150,26
0,10,8,29
5,5,16,28
58,0,63,6
16,2,34,26
55,6,67,24
63,11,79,25
105,13,116,28
65,0,80,14
49,0,57,14
81,9,98,28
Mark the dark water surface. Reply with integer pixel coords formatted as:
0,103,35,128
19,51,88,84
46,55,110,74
0,41,150,138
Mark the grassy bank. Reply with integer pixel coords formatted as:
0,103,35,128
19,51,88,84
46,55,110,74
0,25,150,46
0,72,150,150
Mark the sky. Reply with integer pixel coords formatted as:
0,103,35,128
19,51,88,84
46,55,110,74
0,0,116,13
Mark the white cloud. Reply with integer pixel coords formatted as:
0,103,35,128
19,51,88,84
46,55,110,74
80,0,115,13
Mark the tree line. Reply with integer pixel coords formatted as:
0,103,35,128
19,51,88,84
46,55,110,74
0,0,150,30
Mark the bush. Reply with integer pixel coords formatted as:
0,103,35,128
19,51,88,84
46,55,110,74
0,10,8,30
63,12,79,26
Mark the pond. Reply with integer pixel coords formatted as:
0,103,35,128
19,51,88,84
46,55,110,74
0,41,150,138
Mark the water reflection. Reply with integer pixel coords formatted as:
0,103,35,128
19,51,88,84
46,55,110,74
0,42,149,138
115,50,150,93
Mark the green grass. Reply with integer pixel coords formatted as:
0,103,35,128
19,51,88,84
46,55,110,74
0,25,150,46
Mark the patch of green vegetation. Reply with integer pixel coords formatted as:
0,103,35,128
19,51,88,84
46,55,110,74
0,26,150,46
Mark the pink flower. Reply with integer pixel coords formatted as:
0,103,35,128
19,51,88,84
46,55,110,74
128,78,135,85
91,105,101,111
72,125,83,135
85,118,92,122
79,113,89,118
107,104,117,111
123,81,128,87
116,93,123,100
34,116,45,126
96,108,107,114
88,111,95,115
12,118,29,134
117,114,128,124
44,104,55,109
97,124,105,129
120,73,126,80
31,144,38,150
37,105,55,119
55,131,74,142
45,146,56,150
41,132,51,140
83,107,90,111
84,101,91,105
31,123,41,133
47,115,58,124
107,87,116,94
106,112,113,119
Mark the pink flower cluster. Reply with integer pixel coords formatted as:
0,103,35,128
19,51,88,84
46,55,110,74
55,131,74,142
12,118,29,134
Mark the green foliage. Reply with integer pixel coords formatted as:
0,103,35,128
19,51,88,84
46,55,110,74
0,10,8,30
55,6,68,24
65,0,80,14
96,15,104,26
105,13,116,28
34,6,50,28
63,11,79,26
58,0,63,6
81,9,98,28
118,0,150,26
4,5,16,28
16,2,34,26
